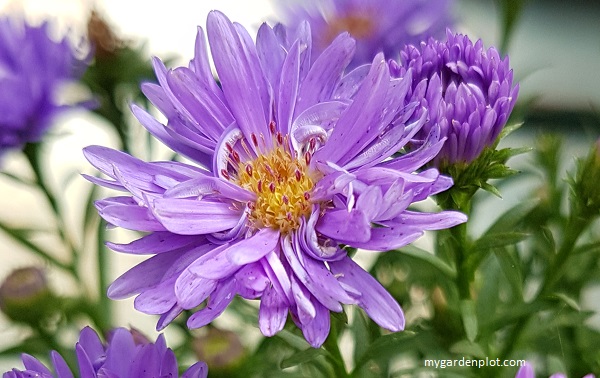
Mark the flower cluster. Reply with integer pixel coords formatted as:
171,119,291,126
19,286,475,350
3,327,207,378
84,10,466,347
389,29,519,167
0,17,86,154
275,0,453,68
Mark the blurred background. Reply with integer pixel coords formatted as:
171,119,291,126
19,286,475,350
0,0,599,374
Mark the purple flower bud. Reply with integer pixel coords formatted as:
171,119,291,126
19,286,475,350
391,29,520,166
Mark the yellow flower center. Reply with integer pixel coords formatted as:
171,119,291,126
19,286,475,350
234,136,314,234
324,13,374,45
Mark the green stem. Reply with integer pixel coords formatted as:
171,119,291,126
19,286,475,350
96,220,111,332
0,221,73,274
539,215,589,295
451,222,471,300
498,213,589,364
323,323,348,377
32,323,73,369
438,189,473,301
23,143,79,276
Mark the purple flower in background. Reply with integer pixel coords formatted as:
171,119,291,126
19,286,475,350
515,362,595,378
84,11,466,347
389,30,519,167
3,326,208,378
274,0,453,68
0,17,86,154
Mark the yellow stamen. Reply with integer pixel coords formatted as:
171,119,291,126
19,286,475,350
235,141,314,234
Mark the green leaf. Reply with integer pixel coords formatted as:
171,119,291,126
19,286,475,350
499,122,524,139
0,221,71,272
280,348,331,369
276,329,312,350
0,171,34,186
331,307,348,325
484,201,538,235
353,331,416,372
574,240,600,255
396,245,456,279
480,182,502,198
493,248,523,299
460,300,478,342
473,232,529,253
551,292,581,311
351,308,371,366
449,340,487,358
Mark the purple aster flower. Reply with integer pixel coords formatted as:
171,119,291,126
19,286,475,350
3,326,208,378
84,11,466,347
0,17,86,154
274,0,454,68
515,362,595,378
389,29,519,166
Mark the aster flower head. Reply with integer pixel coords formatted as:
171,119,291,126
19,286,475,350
275,0,454,68
389,29,519,167
0,17,87,154
3,326,208,378
84,11,466,347
515,362,595,378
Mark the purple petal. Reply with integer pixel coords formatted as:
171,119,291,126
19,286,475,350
276,41,301,136
21,355,52,376
174,268,218,310
134,277,177,315
295,33,354,115
316,209,371,243
51,351,73,378
282,235,350,311
299,300,330,348
186,243,238,280
159,347,177,378
103,329,135,378
75,344,96,378
97,199,166,232
77,327,105,370
108,249,187,299
393,210,467,230
150,198,242,235
348,225,424,251
291,275,316,321
235,262,269,297
225,228,280,265
515,363,534,378
207,11,269,148
259,284,288,336
187,279,236,328
164,176,255,202
312,55,389,166
131,105,213,167
182,362,209,378
165,67,233,140
256,23,285,103
106,232,200,255
157,304,184,331
330,257,405,332
261,250,293,304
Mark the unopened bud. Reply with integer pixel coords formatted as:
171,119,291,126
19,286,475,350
192,327,245,373
0,267,54,324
